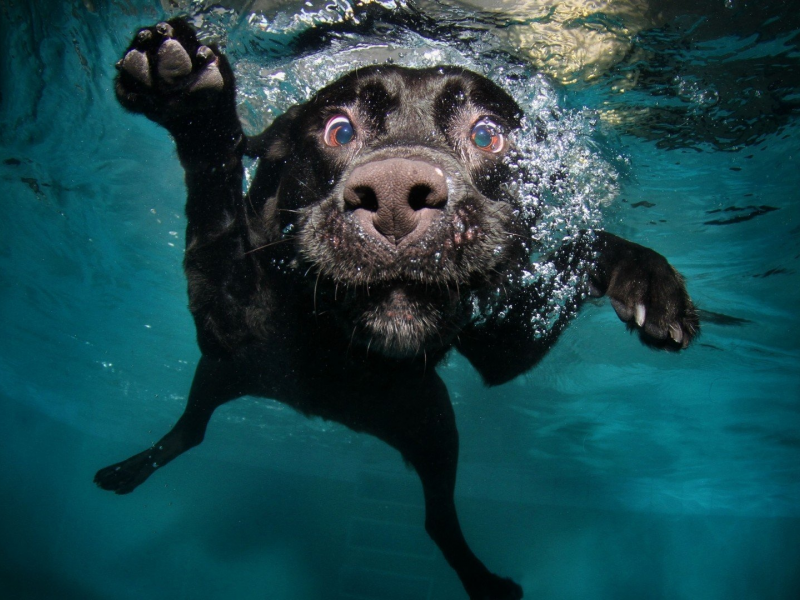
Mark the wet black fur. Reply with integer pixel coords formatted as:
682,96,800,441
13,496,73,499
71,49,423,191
95,19,699,600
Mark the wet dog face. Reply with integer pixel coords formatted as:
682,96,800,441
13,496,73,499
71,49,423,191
269,66,527,358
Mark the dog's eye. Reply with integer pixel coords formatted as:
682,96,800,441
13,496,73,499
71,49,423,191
470,118,504,153
324,115,355,147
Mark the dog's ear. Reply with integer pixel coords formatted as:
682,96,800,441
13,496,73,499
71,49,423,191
244,106,303,244
245,104,302,161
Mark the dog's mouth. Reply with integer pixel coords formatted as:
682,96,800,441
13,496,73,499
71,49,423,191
313,277,466,358
373,286,423,321
359,283,464,358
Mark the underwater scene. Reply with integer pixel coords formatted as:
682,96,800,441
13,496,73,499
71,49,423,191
1,0,799,598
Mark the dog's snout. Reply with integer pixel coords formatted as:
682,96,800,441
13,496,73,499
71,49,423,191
344,158,447,243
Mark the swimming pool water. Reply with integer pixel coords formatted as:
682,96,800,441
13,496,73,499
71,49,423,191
1,1,798,598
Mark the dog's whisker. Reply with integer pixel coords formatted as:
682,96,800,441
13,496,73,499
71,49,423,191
313,270,322,316
290,172,316,193
243,236,295,255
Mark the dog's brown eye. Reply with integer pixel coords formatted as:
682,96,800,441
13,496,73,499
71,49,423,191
324,115,355,147
470,118,504,153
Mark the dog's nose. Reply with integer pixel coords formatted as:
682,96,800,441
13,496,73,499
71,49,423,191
344,158,448,243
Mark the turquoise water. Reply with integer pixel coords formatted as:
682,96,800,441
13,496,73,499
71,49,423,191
1,1,799,598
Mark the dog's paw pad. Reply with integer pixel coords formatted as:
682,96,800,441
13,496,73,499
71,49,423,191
157,38,193,83
189,47,224,93
610,298,634,322
155,21,174,38
119,49,151,86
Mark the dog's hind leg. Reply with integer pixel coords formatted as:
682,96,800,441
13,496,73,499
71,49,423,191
357,373,523,600
94,356,246,495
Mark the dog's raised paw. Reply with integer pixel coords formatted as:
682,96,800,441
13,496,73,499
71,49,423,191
114,19,226,121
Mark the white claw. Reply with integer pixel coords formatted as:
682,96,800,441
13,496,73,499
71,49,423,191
635,303,646,327
669,323,683,345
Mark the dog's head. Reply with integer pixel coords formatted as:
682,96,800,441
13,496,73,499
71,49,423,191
258,65,530,358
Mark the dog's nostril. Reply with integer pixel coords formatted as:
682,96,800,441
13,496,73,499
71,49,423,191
408,184,434,211
345,185,379,212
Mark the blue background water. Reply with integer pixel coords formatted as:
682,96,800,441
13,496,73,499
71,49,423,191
1,0,799,598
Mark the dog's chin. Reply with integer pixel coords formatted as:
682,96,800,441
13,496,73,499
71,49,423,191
352,285,458,359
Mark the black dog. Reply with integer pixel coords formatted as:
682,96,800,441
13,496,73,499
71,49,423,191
95,19,698,600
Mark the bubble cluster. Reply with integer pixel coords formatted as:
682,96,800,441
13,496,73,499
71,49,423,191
498,71,619,336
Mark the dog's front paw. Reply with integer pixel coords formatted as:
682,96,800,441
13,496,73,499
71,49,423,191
593,235,699,350
115,19,228,123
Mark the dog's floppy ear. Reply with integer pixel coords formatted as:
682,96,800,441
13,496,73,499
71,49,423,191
244,105,303,244
245,104,302,161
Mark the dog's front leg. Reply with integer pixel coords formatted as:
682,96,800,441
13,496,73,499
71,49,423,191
113,18,246,245
94,356,246,494
114,18,275,356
